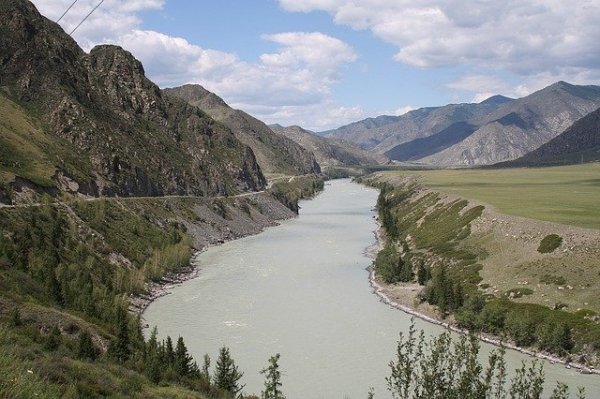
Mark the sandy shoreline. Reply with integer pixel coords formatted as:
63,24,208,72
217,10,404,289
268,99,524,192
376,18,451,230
366,221,599,377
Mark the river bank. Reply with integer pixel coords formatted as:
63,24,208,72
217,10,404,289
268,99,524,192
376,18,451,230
366,212,600,377
131,191,298,317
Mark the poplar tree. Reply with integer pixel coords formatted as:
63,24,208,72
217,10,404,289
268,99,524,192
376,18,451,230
260,353,285,399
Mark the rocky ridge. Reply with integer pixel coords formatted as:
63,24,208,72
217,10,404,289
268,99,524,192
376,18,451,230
163,84,321,176
270,124,387,166
0,0,266,203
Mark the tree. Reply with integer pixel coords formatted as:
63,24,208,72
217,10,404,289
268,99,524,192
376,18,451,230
78,330,97,361
165,336,175,367
202,354,211,383
45,325,61,351
417,261,430,285
214,346,244,397
10,306,21,327
387,320,585,399
260,353,285,399
175,336,196,378
110,307,131,363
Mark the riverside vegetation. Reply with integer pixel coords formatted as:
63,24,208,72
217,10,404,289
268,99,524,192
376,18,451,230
362,172,600,374
0,176,323,398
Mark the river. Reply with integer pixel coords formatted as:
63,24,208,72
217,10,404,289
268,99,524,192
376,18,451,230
144,179,600,398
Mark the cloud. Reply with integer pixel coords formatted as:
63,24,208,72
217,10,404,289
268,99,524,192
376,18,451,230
118,30,357,116
394,106,414,116
447,68,600,103
31,0,165,50
278,0,600,77
30,1,359,130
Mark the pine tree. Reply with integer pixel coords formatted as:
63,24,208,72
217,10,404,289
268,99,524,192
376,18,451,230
45,325,61,351
214,346,244,397
417,262,428,285
145,327,162,383
110,307,131,363
175,336,193,377
261,353,285,399
78,330,97,361
165,336,175,367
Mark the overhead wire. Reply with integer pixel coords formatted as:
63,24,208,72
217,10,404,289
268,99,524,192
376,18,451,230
56,0,79,23
69,0,105,35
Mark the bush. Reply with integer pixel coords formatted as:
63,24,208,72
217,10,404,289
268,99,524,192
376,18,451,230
537,234,562,253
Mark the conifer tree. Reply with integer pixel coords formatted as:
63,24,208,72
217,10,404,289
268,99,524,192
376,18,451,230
110,307,131,363
45,325,61,351
214,346,244,397
78,330,97,361
175,336,195,378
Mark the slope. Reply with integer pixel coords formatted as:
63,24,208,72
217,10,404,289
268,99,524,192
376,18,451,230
421,82,600,165
502,107,600,166
270,124,387,166
0,0,265,204
321,95,513,152
163,85,320,176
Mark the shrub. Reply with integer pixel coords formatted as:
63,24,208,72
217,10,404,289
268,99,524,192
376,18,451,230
537,234,562,253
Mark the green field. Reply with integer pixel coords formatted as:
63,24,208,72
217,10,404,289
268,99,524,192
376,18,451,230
385,163,600,229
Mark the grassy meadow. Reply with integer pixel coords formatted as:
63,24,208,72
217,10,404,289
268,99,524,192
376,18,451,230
386,163,600,229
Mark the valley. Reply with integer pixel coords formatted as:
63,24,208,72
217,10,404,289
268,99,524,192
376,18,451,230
1,0,600,398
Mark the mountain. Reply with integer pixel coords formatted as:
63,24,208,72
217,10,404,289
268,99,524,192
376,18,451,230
163,84,320,176
420,82,600,165
0,0,265,204
385,121,478,161
321,96,513,153
500,107,600,166
269,124,387,166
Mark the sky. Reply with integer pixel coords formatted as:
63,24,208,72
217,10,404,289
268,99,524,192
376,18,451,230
31,0,600,131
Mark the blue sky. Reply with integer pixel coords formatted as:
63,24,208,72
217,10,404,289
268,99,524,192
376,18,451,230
31,0,600,130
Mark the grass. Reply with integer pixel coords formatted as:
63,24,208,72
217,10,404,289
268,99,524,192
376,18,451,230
385,163,600,229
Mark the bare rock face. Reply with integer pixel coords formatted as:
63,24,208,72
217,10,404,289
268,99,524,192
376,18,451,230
0,0,266,199
421,82,600,166
503,106,600,166
324,81,600,167
164,84,321,176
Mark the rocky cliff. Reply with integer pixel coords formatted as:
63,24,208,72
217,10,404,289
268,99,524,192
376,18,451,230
0,0,266,203
163,84,321,176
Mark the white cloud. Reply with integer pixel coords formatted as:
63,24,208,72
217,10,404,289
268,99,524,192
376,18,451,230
394,106,414,116
278,0,600,77
447,68,600,103
31,0,165,50
30,1,359,130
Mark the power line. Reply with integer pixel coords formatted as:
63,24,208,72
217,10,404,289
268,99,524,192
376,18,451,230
69,0,105,35
56,0,79,23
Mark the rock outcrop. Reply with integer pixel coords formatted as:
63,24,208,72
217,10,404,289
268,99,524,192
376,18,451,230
0,0,266,202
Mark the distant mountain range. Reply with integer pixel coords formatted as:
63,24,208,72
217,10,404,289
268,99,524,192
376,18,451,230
163,85,320,176
321,95,514,154
269,124,387,167
500,106,600,166
322,83,600,166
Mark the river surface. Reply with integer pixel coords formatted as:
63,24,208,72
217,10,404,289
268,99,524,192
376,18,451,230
144,179,600,398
